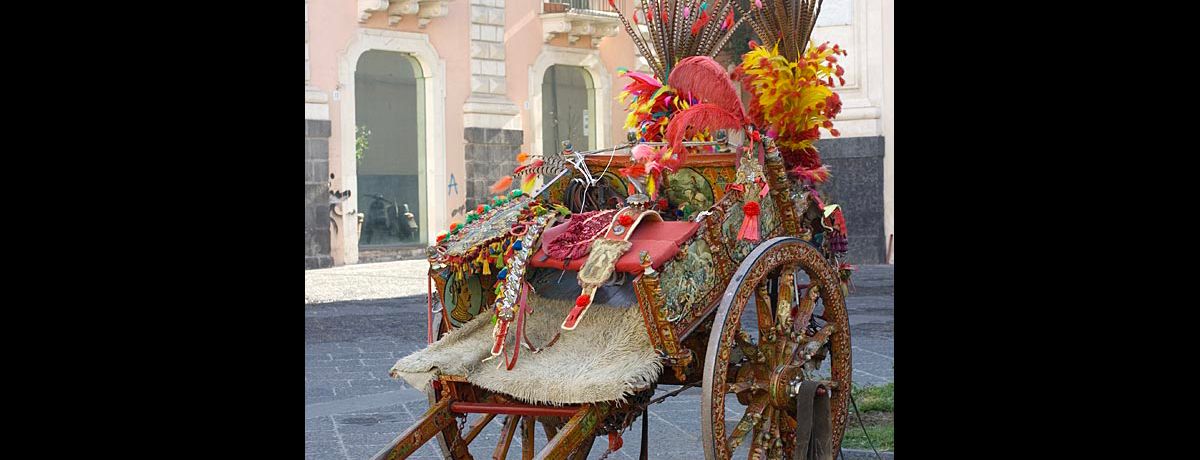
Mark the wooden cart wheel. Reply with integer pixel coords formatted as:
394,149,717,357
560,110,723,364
700,237,851,459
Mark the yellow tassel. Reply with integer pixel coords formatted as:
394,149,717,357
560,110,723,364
647,175,656,199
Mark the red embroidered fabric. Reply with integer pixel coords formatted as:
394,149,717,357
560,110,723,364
542,210,617,260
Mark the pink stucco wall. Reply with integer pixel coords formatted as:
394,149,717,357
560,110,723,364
309,0,641,264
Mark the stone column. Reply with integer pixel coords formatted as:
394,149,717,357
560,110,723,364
462,0,523,211
306,0,333,269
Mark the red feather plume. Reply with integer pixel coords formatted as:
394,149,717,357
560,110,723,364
790,165,831,183
690,11,709,35
667,56,745,122
664,103,744,166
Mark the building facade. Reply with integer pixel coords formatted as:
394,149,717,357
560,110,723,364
305,0,894,269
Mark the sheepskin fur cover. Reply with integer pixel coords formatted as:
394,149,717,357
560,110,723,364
389,294,662,405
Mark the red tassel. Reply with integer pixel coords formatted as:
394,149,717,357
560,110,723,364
737,202,761,242
564,294,591,325
608,432,624,452
490,176,513,193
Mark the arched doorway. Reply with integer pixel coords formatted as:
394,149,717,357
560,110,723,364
541,65,596,155
355,50,427,246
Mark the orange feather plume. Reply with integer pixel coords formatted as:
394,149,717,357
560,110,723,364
490,176,513,193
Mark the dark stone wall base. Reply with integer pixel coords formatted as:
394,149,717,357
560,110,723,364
306,119,333,269
814,136,887,264
463,127,524,214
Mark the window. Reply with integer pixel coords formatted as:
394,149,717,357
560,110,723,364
541,65,596,155
355,50,427,246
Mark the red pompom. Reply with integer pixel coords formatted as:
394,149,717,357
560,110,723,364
742,201,761,217
576,295,591,307
618,214,634,226
657,198,669,209
476,204,485,214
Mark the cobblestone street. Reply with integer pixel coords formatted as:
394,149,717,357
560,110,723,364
306,261,894,459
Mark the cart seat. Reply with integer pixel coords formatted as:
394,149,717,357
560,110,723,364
530,219,701,273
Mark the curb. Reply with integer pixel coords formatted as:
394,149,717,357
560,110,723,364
840,448,895,460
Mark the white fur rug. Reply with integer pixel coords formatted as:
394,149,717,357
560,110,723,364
390,294,662,405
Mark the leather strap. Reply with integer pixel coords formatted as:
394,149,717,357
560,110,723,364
561,207,662,330
793,381,832,460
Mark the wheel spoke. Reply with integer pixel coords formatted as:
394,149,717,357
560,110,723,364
794,323,837,366
795,285,820,335
754,283,775,340
726,380,754,394
777,412,797,456
727,396,768,451
748,406,774,460
775,269,797,333
736,330,762,362
769,410,784,459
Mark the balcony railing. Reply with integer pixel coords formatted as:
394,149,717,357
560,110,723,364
542,0,624,16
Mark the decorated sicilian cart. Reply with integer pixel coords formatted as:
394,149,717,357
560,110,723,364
378,1,855,459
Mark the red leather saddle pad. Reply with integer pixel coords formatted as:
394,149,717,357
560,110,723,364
530,219,701,273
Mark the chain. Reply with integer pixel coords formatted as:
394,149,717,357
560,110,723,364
443,413,470,455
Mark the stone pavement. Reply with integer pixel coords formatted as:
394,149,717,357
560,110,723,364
306,262,893,459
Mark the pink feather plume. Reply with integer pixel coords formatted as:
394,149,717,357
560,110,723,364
631,144,658,162
664,103,744,166
667,56,745,122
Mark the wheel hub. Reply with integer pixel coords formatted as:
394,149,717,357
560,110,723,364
768,364,804,410
734,362,805,410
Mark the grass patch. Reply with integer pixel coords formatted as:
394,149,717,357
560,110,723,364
841,382,894,451
853,382,894,412
842,422,894,451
